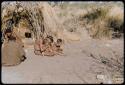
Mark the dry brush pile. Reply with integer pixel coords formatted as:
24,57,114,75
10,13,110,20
1,2,65,41
2,2,83,43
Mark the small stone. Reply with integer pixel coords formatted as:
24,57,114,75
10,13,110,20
97,74,105,80
102,60,107,64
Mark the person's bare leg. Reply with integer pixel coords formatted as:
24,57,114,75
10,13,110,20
43,51,55,57
34,50,42,55
41,52,45,57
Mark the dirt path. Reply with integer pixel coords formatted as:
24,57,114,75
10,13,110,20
2,37,123,84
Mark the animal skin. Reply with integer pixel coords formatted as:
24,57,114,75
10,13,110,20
2,40,26,66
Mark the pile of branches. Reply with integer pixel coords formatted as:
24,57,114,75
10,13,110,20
2,2,64,41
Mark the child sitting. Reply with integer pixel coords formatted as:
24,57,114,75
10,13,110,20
34,39,41,55
52,39,63,55
34,36,45,55
41,36,55,56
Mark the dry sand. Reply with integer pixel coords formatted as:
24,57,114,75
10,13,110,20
2,36,124,84
1,2,124,84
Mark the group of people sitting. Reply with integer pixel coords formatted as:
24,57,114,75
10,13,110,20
34,35,63,56
2,28,64,66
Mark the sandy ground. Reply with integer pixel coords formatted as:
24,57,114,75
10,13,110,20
2,35,124,84
1,2,124,84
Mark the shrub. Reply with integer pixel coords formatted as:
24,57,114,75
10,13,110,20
81,6,123,39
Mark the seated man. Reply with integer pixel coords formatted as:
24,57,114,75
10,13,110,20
2,35,26,66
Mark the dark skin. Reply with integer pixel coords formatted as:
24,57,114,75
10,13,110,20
34,37,44,55
40,38,49,52
4,29,24,47
52,39,63,55
34,37,53,56
41,37,55,56
34,39,42,55
56,39,63,51
34,36,64,56
4,33,11,42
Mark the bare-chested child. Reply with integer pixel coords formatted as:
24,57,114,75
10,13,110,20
41,36,55,56
52,39,63,55
34,39,41,55
34,37,44,55
34,36,63,56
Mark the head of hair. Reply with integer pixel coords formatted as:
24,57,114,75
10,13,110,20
5,29,12,34
46,35,53,43
57,39,62,43
43,38,48,44
8,35,16,41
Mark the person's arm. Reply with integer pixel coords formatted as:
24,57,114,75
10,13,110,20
4,34,8,40
48,45,53,52
12,31,22,41
40,45,49,52
4,35,9,43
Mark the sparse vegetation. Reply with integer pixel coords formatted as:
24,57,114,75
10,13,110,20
79,5,123,39
1,1,124,84
54,1,124,39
